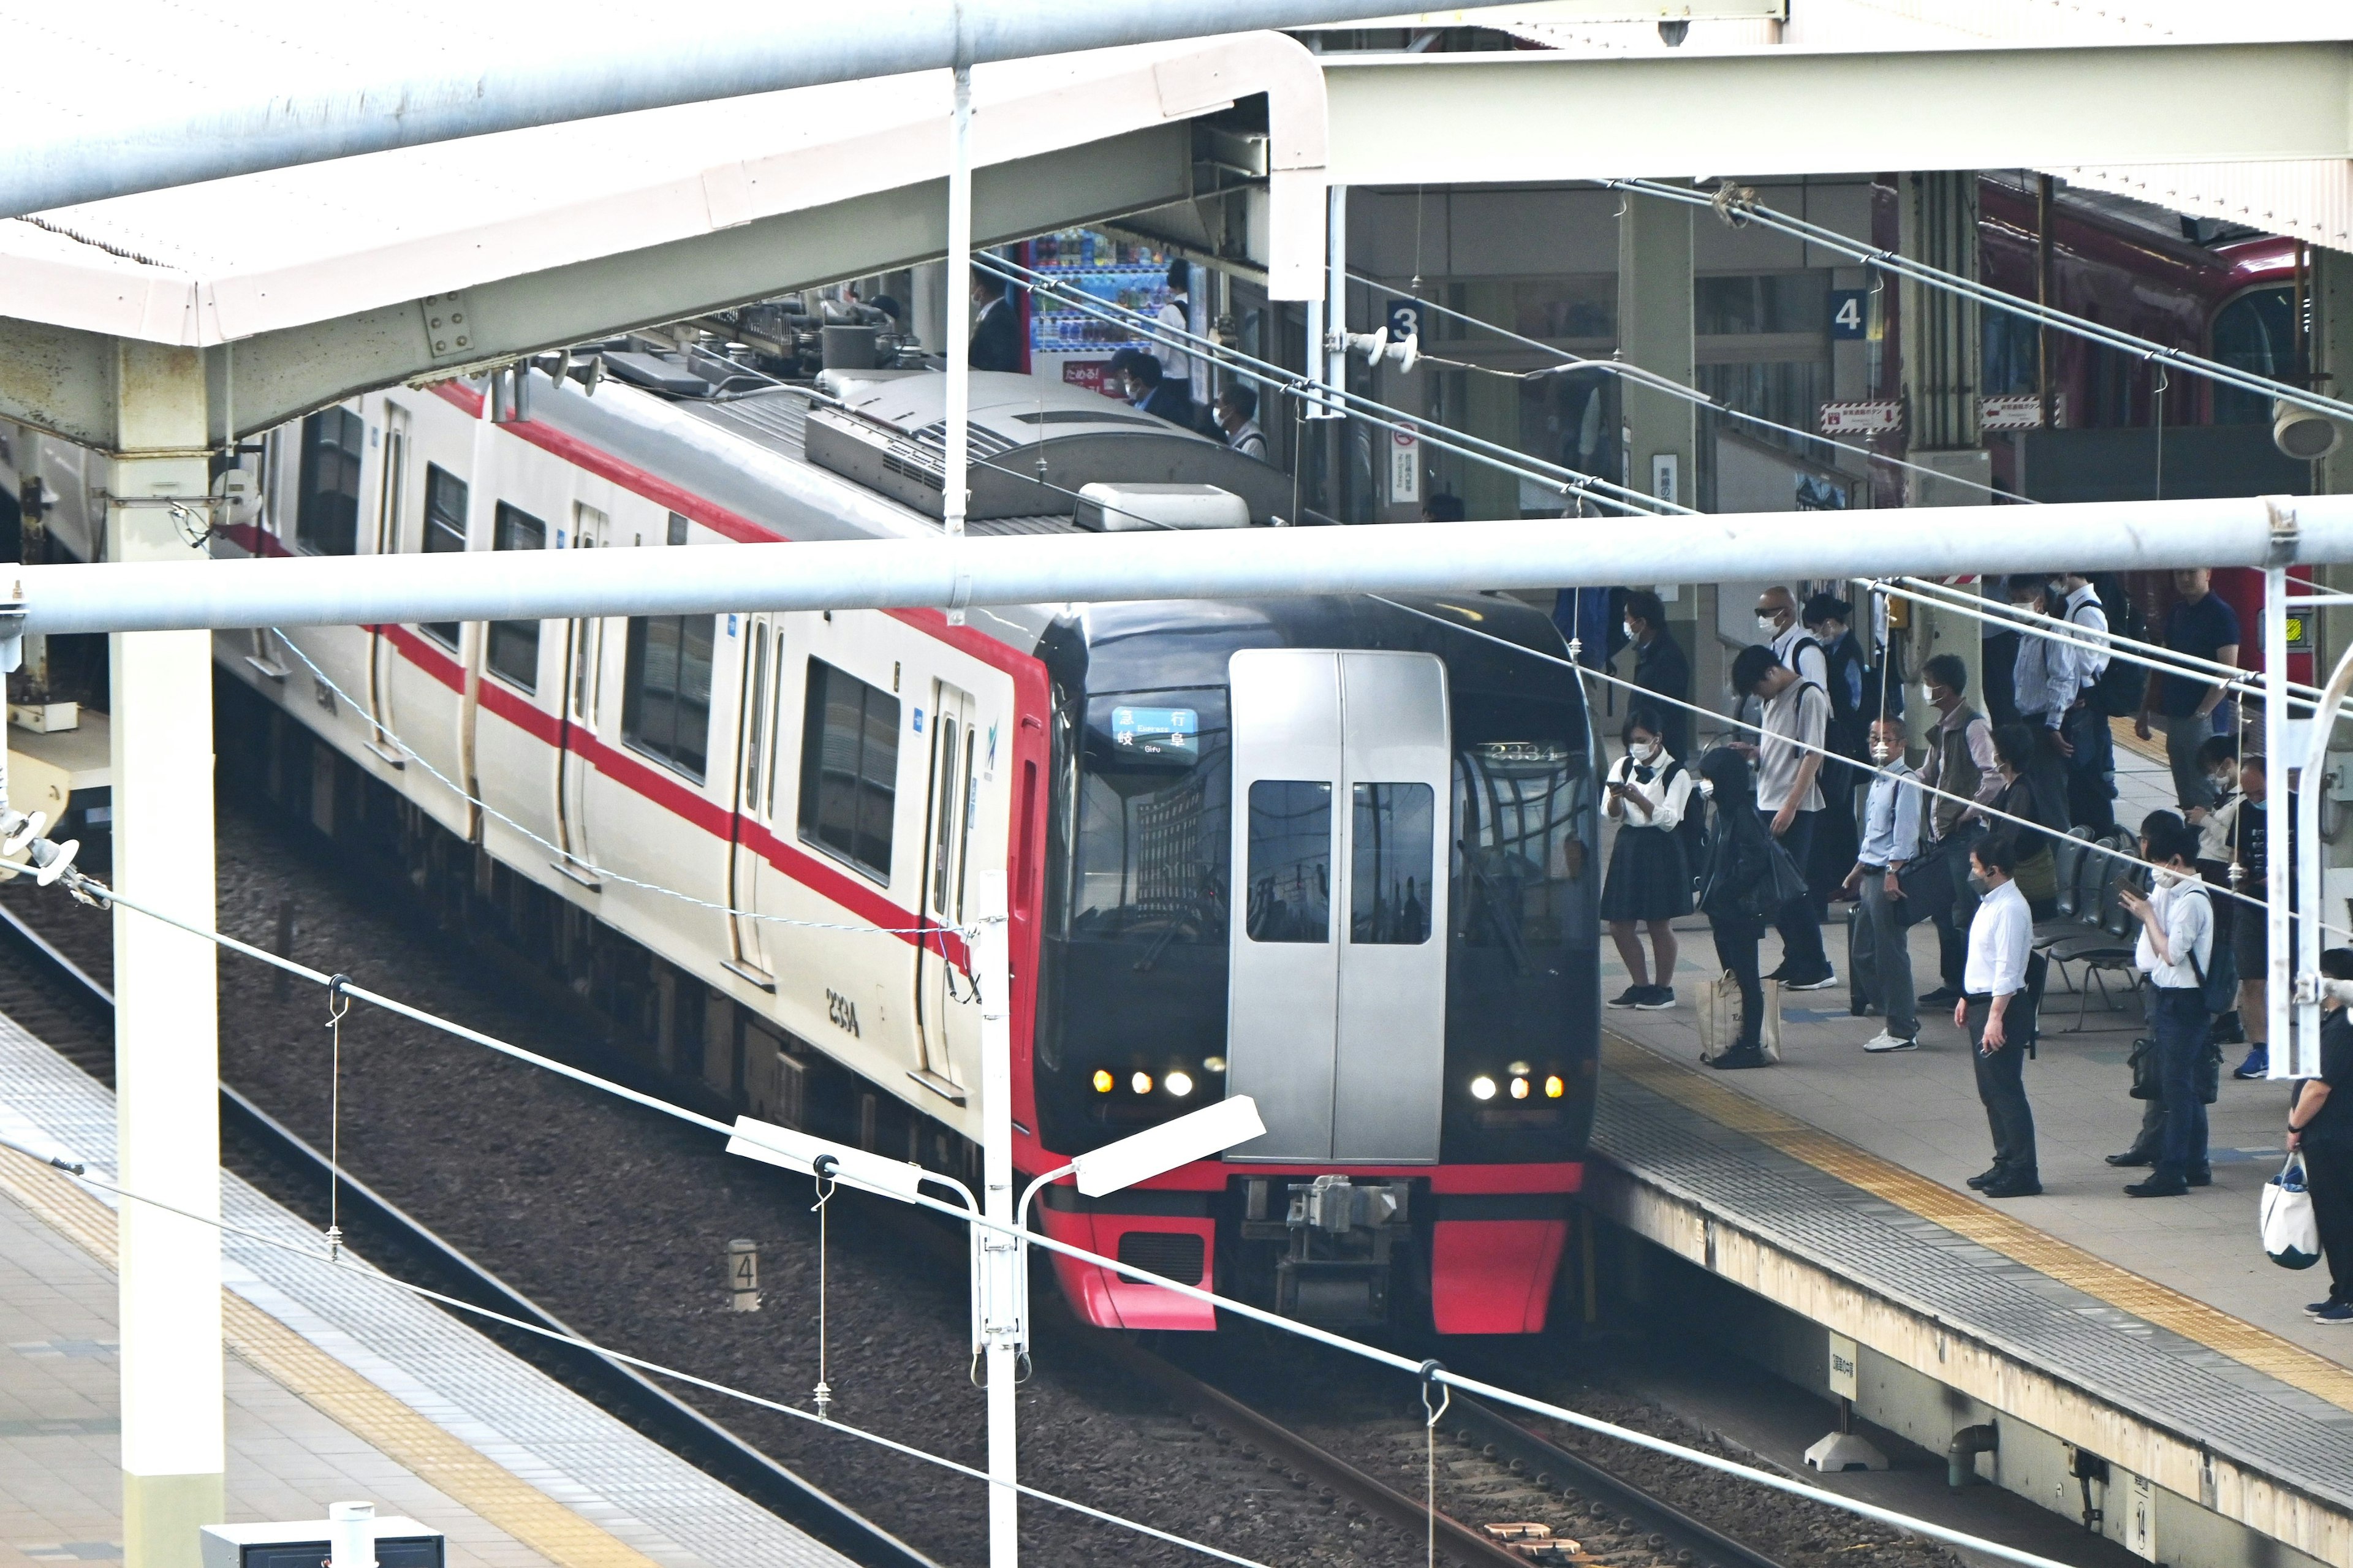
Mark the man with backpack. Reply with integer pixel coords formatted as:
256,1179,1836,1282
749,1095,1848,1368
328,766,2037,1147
2053,571,2120,834
1732,643,1836,991
2121,819,2216,1197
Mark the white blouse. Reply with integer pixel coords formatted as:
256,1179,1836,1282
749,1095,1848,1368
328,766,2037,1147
1605,749,1692,833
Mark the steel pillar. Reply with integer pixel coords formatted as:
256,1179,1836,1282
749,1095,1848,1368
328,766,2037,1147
1899,171,1982,474
107,343,222,1567
1616,189,1696,511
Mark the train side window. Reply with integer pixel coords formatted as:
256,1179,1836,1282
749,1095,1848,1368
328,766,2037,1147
294,407,365,557
621,615,715,781
420,464,468,648
487,502,545,692
797,657,899,882
1244,779,1331,944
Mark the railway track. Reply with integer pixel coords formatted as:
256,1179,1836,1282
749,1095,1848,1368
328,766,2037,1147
0,895,933,1568
0,830,1813,1568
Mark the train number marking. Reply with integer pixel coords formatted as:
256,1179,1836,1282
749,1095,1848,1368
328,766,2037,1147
825,988,862,1038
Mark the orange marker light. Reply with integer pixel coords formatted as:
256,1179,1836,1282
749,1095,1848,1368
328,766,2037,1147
1093,1069,1114,1094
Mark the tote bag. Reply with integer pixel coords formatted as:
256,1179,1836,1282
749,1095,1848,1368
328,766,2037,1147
2263,1154,2321,1270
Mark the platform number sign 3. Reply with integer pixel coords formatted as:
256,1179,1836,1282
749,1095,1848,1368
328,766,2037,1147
1830,290,1867,341
1387,300,1420,346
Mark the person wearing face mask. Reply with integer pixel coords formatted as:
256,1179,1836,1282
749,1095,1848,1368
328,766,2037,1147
1754,586,1830,694
2120,819,2216,1197
2110,811,2189,1172
1623,591,1692,761
1845,718,1925,1052
1602,708,1694,1009
2004,575,2076,842
2186,735,2246,1054
1696,746,1781,1069
1802,593,1870,913
1730,644,1836,991
1914,654,2004,1007
2053,571,2118,835
1958,833,2042,1198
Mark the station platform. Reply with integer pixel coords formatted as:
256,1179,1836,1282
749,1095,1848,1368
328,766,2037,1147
1588,730,2353,1568
0,1015,862,1568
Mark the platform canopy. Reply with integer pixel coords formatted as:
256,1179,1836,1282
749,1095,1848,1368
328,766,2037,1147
0,31,1326,452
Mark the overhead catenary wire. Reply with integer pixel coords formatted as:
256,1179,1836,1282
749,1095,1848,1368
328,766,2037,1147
976,252,1686,519
0,1147,1281,1568
1351,271,2021,507
1604,178,2353,428
29,865,2104,1568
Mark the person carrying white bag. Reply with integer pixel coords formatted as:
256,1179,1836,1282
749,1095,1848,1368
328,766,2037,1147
2283,949,2353,1320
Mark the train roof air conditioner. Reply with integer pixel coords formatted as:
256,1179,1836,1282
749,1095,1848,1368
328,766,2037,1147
1075,483,1250,532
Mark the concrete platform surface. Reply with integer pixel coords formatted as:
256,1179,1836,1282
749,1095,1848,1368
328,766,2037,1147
0,1011,862,1568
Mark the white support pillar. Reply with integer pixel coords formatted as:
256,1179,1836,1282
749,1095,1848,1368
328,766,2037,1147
972,868,1018,1568
108,341,223,1567
944,64,974,548
2266,565,2295,1078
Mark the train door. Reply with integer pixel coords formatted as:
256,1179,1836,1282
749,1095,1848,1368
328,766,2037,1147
912,681,978,1101
554,503,610,887
365,402,409,768
726,615,786,989
1226,650,1450,1163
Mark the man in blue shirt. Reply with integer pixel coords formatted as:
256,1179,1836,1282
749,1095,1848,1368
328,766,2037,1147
2136,569,2242,813
1845,718,1924,1052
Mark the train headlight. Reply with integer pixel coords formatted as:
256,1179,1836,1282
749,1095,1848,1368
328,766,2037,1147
1509,1077,1530,1100
1132,1071,1154,1095
1544,1075,1565,1099
1165,1070,1195,1097
1093,1069,1114,1094
1507,1060,1531,1075
1203,1056,1227,1074
1470,1075,1498,1101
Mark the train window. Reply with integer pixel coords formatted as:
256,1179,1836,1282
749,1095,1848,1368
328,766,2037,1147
1350,782,1433,945
1244,780,1332,944
930,713,960,915
742,632,770,813
621,615,715,781
1070,690,1228,946
487,503,545,691
797,658,899,880
2212,287,2295,425
294,407,364,557
420,464,468,648
1452,732,1587,957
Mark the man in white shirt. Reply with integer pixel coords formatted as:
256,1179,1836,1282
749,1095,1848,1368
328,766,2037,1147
2120,819,2215,1197
1215,382,1267,461
1754,586,1829,691
1847,719,1923,1052
2005,575,2075,836
1732,643,1835,990
1154,259,1193,389
1957,833,2040,1197
2054,571,2117,834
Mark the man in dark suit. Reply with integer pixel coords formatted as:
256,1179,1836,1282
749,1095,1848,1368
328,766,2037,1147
969,268,1022,373
1124,354,1194,427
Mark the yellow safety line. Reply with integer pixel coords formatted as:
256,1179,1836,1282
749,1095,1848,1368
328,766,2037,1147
1602,1032,2353,1411
0,1148,664,1568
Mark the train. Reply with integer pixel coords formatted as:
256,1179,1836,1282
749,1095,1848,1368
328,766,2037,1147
181,351,1598,1337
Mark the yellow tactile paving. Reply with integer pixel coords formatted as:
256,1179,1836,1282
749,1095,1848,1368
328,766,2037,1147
0,1148,664,1568
1604,1032,2353,1411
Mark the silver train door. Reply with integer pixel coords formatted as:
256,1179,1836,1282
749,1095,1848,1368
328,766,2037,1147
1226,650,1450,1162
726,615,785,990
912,681,977,1104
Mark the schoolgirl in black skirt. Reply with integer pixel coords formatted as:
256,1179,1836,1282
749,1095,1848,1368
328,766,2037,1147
1603,705,1696,1009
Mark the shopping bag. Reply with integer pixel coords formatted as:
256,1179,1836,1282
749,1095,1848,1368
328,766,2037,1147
2262,1154,2321,1270
1697,971,1782,1064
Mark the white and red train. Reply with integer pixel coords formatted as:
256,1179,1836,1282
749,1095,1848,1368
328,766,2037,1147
195,354,1597,1335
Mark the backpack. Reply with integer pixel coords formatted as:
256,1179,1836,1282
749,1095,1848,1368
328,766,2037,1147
2080,580,2149,717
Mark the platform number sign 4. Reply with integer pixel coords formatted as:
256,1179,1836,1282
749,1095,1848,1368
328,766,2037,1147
1830,289,1867,341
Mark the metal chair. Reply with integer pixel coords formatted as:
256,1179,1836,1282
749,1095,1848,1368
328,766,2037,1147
2045,833,2144,1030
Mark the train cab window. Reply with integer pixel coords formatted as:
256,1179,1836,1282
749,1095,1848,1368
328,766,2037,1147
294,407,365,557
621,615,715,781
1350,783,1433,944
2212,286,2296,425
797,658,898,881
420,464,468,648
1452,733,1588,958
487,503,545,691
1244,780,1332,944
1070,691,1229,947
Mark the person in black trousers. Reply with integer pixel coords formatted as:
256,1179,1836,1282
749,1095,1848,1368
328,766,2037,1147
1697,746,1780,1070
969,267,1023,373
2292,948,2353,1324
1960,832,2041,1198
2121,819,2215,1197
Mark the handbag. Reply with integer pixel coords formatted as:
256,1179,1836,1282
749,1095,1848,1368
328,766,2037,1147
2262,1154,2322,1269
2128,1037,2160,1100
1698,971,1782,1064
1765,836,1810,910
1894,838,1953,930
